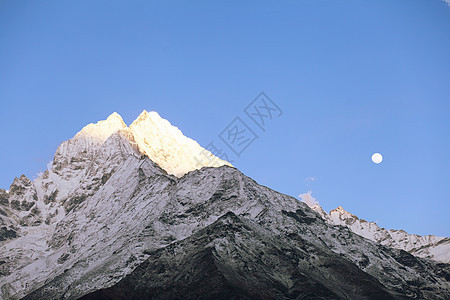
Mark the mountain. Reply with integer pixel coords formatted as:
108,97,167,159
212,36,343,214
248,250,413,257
311,205,450,264
0,111,449,300
77,212,404,300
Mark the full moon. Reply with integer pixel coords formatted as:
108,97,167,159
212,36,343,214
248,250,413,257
371,153,383,164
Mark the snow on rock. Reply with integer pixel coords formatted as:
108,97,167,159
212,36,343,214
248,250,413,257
129,110,231,177
20,165,450,299
52,112,127,175
51,110,231,181
0,111,233,299
0,111,449,300
34,110,230,216
312,205,450,263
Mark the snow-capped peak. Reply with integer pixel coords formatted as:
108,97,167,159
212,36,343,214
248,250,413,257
132,109,152,123
51,112,127,176
130,110,186,143
55,110,232,178
330,206,354,216
75,112,127,143
107,111,124,121
332,206,346,212
129,110,232,177
329,206,359,224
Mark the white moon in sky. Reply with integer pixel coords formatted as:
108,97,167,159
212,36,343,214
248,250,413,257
371,153,383,164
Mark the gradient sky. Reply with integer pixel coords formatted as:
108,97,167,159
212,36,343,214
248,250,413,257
1,0,449,236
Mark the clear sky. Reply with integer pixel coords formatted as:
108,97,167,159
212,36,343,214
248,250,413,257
1,0,449,236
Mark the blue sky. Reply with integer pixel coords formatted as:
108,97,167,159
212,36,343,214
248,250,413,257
0,0,449,236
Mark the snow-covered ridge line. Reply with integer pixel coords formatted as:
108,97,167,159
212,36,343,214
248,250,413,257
54,110,231,178
311,204,450,263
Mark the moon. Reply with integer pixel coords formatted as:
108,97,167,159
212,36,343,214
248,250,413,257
371,153,383,164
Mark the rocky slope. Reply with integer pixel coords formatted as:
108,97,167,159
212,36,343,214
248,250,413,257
78,212,406,300
312,205,450,264
0,111,449,299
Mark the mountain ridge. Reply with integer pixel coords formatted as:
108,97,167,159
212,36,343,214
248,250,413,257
0,111,448,299
310,204,450,263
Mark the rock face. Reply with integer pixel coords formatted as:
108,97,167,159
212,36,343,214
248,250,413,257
77,212,401,300
312,205,450,264
0,189,17,244
0,111,449,300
